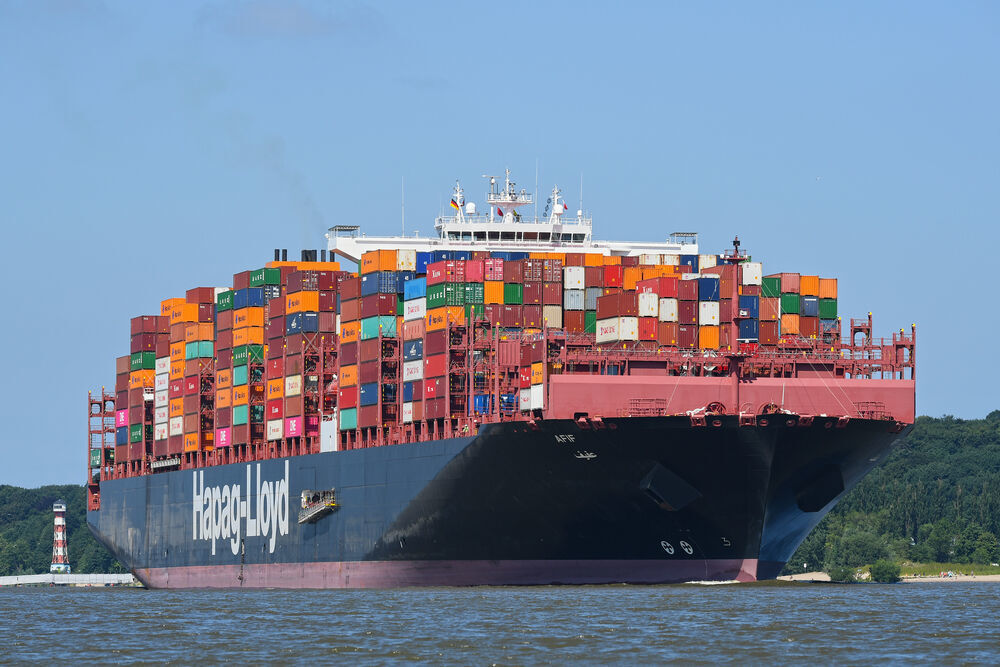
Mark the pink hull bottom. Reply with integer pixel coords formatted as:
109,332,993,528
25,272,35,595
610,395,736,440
138,558,759,589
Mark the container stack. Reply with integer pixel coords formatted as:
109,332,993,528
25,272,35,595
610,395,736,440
763,273,838,342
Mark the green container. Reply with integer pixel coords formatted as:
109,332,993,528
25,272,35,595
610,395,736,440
504,283,524,305
465,303,484,321
464,283,484,304
89,449,102,467
216,290,234,312
231,344,264,366
780,293,800,315
199,341,214,358
761,277,781,298
819,298,838,319
360,315,396,340
185,341,199,360
129,424,143,444
426,284,447,309
250,268,281,287
233,364,248,386
397,299,404,317
339,407,358,431
233,404,249,426
250,404,265,422
130,351,156,372
585,311,597,334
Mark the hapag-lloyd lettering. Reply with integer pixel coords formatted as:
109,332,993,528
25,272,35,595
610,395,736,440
192,461,289,556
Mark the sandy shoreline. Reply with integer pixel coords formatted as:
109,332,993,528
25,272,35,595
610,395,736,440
776,571,1000,583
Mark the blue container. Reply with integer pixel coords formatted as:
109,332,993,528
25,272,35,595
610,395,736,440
396,271,417,294
359,382,379,407
232,287,265,309
360,271,397,297
431,250,452,263
403,381,415,403
738,295,759,319
509,251,529,261
473,395,493,414
680,254,699,272
697,276,720,301
404,276,427,301
738,319,760,340
403,339,423,361
500,394,518,413
336,293,341,314
452,250,470,261
286,312,319,334
115,426,128,446
801,296,820,317
415,252,431,274
382,384,398,403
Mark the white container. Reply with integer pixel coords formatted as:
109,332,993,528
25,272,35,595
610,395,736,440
266,419,283,441
639,253,660,266
681,273,701,281
563,289,585,311
563,266,585,289
596,317,639,343
396,249,417,271
619,316,639,341
741,261,763,286
285,374,302,397
403,360,424,381
659,298,679,322
698,254,718,270
155,357,170,374
519,388,532,411
169,416,183,437
154,406,168,424
404,298,426,322
662,254,680,266
699,301,720,326
154,373,169,392
154,389,168,408
638,292,659,317
542,305,562,329
154,423,168,441
529,384,545,410
402,402,413,424
319,414,338,452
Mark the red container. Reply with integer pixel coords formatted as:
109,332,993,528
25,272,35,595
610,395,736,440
128,405,143,423
677,324,698,348
639,317,657,341
677,279,698,301
521,341,544,364
760,320,780,345
216,329,233,350
484,258,504,281
585,266,603,287
217,310,233,331
426,261,447,285
268,297,285,318
636,276,678,298
128,387,145,407
340,277,360,300
130,333,156,353
565,253,585,267
657,322,679,346
503,260,524,283
338,385,358,409
500,305,522,328
424,377,444,400
425,330,448,356
523,259,544,282
319,312,337,333
596,291,638,319
318,291,336,312
542,259,563,282
359,360,379,384
678,300,697,325
217,349,232,369
445,260,466,283
424,354,447,378
266,358,284,377
186,287,216,304
719,299,732,323
266,318,283,340
564,310,586,333
197,303,214,323
169,380,183,398
233,271,251,290
425,397,446,420
214,406,231,428
340,342,358,365
543,282,562,305
465,259,484,282
523,282,543,305
130,315,159,336
360,293,397,318
621,255,639,267
760,298,781,321
800,316,820,337
266,398,283,420
128,442,144,461
519,367,531,388
358,405,379,428
156,337,169,358
603,265,623,288
741,284,761,297
523,305,542,328
340,299,360,322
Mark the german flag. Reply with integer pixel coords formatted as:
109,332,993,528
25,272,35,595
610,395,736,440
450,199,460,210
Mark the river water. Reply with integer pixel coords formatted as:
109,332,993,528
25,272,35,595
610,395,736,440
2,582,998,664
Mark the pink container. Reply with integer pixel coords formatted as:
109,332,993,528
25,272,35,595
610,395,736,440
215,427,231,447
484,258,504,281
465,259,484,282
285,416,303,438
116,409,128,428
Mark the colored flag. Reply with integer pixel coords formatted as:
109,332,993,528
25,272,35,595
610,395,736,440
497,207,504,217
450,199,460,210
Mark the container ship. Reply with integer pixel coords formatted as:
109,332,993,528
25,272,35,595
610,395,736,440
85,171,915,588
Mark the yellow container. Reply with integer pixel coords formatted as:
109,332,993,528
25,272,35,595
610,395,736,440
699,325,720,350
800,276,820,296
286,291,319,314
781,314,801,335
484,281,504,304
530,362,544,385
232,385,249,406
169,398,184,419
819,278,838,299
129,369,154,389
267,378,284,400
215,388,231,409
340,320,360,343
339,364,357,387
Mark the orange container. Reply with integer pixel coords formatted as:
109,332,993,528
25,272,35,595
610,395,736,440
232,385,249,406
233,326,264,346
760,298,781,321
183,433,199,452
169,302,199,325
819,278,838,299
266,378,283,400
340,320,360,343
129,369,154,389
361,249,397,274
169,342,185,362
602,255,621,266
584,254,604,267
530,362,544,385
339,364,357,387
623,266,640,290
529,252,547,259
799,276,820,296
199,323,214,341
160,297,185,317
216,369,232,389
169,360,185,380
426,306,464,331
267,260,341,272
233,307,264,328
484,281,504,304
286,291,319,314
215,388,231,409
699,325,720,350
169,398,184,418
183,323,200,343
781,314,800,335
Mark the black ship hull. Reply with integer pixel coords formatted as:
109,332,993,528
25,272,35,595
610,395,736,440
87,416,908,588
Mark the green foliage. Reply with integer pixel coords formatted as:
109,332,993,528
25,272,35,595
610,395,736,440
785,411,1000,574
870,560,901,583
0,485,123,576
827,565,855,582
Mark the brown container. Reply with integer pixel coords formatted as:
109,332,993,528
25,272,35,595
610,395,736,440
759,320,780,345
678,300,698,325
523,282,543,305
740,284,761,297
425,330,448,356
284,334,302,355
543,282,562,305
216,309,233,331
156,337,169,358
215,406,231,428
216,329,233,351
760,297,780,321
523,259,544,282
677,324,698,348
318,291,336,312
596,290,638,319
128,405,144,423
523,305,542,328
424,397,446,420
358,405,379,427
564,310,585,333
359,338,380,362
542,259,563,282
411,399,424,422
285,396,303,417
198,303,214,323
340,277,361,300
502,260,524,283
115,373,128,393
130,316,159,336
186,287,216,304
319,312,337,333
340,342,358,365
359,360,379,384
719,299,732,323
341,298,360,322
657,322,679,346
116,355,131,376
183,395,199,415
361,293,397,318
621,255,639,268
285,353,303,375
269,296,286,318
565,253,585,267
677,279,698,301
128,387,145,407
800,316,819,337
216,349,232,369
500,305,522,328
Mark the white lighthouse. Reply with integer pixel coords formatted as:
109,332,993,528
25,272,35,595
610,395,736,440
50,500,71,574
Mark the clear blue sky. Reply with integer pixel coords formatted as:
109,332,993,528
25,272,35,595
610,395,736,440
1,1,997,486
